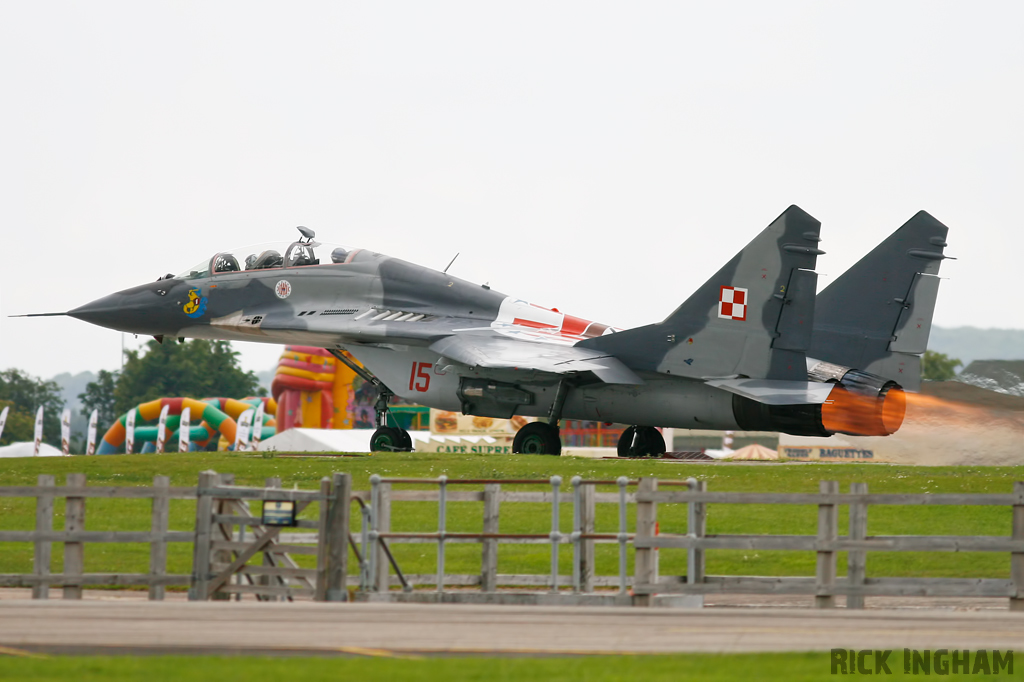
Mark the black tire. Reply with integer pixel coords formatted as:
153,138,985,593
397,428,413,451
617,426,666,458
512,422,562,456
370,426,404,452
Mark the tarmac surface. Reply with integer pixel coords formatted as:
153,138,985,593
3,599,1024,656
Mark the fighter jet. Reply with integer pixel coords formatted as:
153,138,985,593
44,206,950,456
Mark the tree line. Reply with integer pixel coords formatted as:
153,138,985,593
1,340,264,446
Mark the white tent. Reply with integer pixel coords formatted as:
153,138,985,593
729,443,779,461
0,442,65,458
257,428,432,453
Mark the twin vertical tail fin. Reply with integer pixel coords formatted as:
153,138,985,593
807,211,951,391
579,205,823,381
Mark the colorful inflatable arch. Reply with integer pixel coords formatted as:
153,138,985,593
97,396,277,455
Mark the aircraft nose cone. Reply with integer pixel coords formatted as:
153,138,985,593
68,281,183,335
68,293,129,331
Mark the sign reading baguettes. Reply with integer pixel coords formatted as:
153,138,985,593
781,446,879,461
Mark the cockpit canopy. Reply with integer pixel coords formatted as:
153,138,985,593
175,239,372,280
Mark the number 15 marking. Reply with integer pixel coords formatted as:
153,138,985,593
409,362,432,392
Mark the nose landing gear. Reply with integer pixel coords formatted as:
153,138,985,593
326,348,414,453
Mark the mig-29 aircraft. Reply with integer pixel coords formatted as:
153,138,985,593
40,206,950,456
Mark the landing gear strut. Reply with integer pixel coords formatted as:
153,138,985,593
326,348,413,452
617,426,666,458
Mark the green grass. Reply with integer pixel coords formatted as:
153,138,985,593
3,652,1021,682
0,453,1022,582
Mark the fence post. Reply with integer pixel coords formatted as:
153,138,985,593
33,474,54,600
687,478,706,586
63,473,86,600
149,475,170,601
263,476,282,599
847,482,868,610
549,476,562,593
580,483,596,593
481,483,500,592
314,477,332,601
815,480,839,609
633,477,658,606
374,482,392,593
211,473,234,601
189,470,217,601
437,476,448,593
1011,481,1024,612
326,472,352,601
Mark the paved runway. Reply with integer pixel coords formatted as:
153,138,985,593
2,600,1024,656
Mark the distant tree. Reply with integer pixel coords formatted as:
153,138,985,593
0,369,65,446
113,339,265,414
79,369,119,432
921,350,963,382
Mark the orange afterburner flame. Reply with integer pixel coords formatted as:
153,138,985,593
821,385,906,436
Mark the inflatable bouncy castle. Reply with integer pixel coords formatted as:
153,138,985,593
272,346,377,431
97,396,276,454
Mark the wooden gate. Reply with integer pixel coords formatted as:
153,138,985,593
189,470,352,601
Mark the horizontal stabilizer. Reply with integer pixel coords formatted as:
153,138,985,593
430,334,644,384
706,378,834,405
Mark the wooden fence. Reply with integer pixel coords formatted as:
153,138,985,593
357,475,1024,609
0,474,196,598
3,472,1024,609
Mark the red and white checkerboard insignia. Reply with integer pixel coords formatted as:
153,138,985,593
718,286,748,321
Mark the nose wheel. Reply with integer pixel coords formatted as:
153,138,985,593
512,422,562,456
370,425,413,452
617,426,666,458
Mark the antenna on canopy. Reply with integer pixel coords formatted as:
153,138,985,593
443,252,460,274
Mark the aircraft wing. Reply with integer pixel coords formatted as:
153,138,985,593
429,333,643,385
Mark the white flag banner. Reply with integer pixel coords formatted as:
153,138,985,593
155,404,170,454
251,402,266,450
33,406,44,457
179,407,191,453
86,410,98,456
0,406,9,443
60,408,71,456
125,410,136,455
235,410,252,451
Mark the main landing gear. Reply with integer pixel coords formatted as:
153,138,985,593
617,426,666,459
513,422,562,456
326,349,413,453
511,378,570,456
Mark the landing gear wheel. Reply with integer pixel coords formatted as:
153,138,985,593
512,422,562,456
371,426,407,452
617,426,666,459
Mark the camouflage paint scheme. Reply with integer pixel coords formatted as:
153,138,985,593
66,205,951,437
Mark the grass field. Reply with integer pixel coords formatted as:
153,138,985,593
1,452,1022,582
3,652,1022,682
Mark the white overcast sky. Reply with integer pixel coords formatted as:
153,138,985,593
1,1,1021,379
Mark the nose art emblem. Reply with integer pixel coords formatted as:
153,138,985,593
275,280,292,299
183,288,208,318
